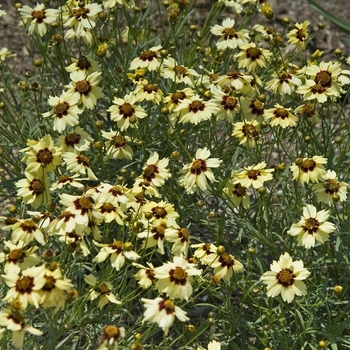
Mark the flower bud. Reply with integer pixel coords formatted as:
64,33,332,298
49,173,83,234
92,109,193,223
261,3,274,19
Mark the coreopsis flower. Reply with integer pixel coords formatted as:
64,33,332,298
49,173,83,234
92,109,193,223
210,18,249,50
235,43,272,72
191,243,217,262
232,120,261,147
296,79,340,103
129,45,162,71
201,69,220,89
287,20,310,50
103,0,135,9
161,57,199,87
65,71,104,110
218,70,252,91
93,240,140,270
139,152,171,188
266,70,302,95
290,156,327,184
138,220,175,255
134,82,164,104
210,86,240,122
179,147,222,194
223,178,250,209
84,275,121,309
260,252,311,303
21,135,61,176
57,126,93,152
42,91,83,132
264,104,298,128
132,262,156,289
108,92,147,131
127,68,148,85
175,94,219,125
0,308,43,348
97,325,125,350
305,61,342,89
240,72,263,96
218,0,245,12
287,204,336,249
18,3,60,37
163,88,195,125
203,252,244,281
141,297,189,335
240,97,265,122
15,172,50,209
0,48,16,62
51,174,86,191
56,229,90,256
142,200,180,228
65,55,101,74
62,2,102,32
65,26,93,44
102,130,133,160
198,340,221,350
0,5,6,17
312,170,348,204
62,151,98,180
59,193,104,227
2,265,46,309
154,254,202,300
234,161,274,189
40,266,73,312
4,218,46,245
97,183,135,209
48,209,84,236
0,240,40,274
132,178,161,198
95,201,125,225
294,103,319,125
165,227,191,257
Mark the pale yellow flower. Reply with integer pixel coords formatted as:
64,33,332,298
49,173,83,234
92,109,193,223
287,204,336,249
290,156,327,184
260,252,311,303
101,130,133,160
264,103,298,128
134,82,163,104
235,43,272,72
129,45,162,71
287,20,310,50
234,162,274,189
232,120,261,147
266,70,302,95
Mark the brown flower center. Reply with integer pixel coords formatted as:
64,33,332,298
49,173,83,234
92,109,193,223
112,135,126,147
103,325,120,340
159,299,175,314
175,65,188,77
143,164,159,182
32,10,45,23
77,154,90,166
222,96,238,110
219,253,234,267
152,206,167,219
170,266,187,285
310,83,326,95
246,169,261,180
21,219,37,233
78,196,92,210
233,183,247,197
110,240,123,253
140,50,158,61
250,100,264,115
110,186,124,197
30,179,44,194
75,80,91,95
303,218,319,234
189,100,205,113
100,203,115,213
54,102,69,117
279,71,292,83
59,210,75,221
245,47,261,60
242,123,259,139
299,103,315,118
171,91,186,104
119,103,134,118
143,84,158,94
8,248,25,263
151,225,166,240
16,275,34,294
65,132,81,146
37,148,54,165
227,70,242,80
73,7,90,20
324,179,339,193
42,276,56,292
58,175,71,183
301,159,316,172
99,283,110,295
274,108,289,119
77,56,91,70
315,71,332,88
296,28,307,41
178,228,190,241
223,27,237,39
190,159,207,175
277,269,294,286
